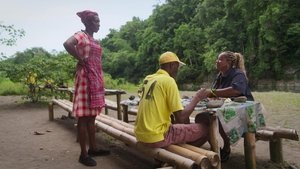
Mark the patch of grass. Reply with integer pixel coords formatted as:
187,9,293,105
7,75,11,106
252,91,300,129
104,74,139,93
0,78,27,95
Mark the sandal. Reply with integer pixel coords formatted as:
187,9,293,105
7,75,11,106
88,149,110,157
220,147,231,162
78,155,97,166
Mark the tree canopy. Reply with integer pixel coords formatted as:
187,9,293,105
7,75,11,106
101,0,300,86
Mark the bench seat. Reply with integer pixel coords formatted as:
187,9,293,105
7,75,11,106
48,98,219,169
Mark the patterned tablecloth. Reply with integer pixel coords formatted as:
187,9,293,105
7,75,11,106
213,101,266,145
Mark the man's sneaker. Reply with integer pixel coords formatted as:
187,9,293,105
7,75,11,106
88,149,110,157
78,155,97,166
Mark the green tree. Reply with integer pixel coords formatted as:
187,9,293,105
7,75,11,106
0,23,25,58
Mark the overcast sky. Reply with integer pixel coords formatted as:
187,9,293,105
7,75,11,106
0,0,164,56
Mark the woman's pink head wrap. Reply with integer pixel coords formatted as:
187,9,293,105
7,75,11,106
77,10,98,24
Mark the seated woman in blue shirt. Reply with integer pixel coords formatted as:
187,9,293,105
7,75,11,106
209,51,254,101
199,51,254,162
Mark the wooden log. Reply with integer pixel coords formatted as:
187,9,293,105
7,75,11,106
104,107,109,115
52,99,72,112
96,115,215,169
209,112,220,169
96,116,135,135
116,92,122,121
179,144,219,167
121,104,138,123
269,138,283,163
98,114,134,129
48,102,54,121
256,130,274,141
95,120,198,169
166,145,210,169
244,132,256,169
260,126,299,141
122,104,129,123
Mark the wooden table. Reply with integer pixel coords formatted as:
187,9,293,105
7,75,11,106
196,101,266,169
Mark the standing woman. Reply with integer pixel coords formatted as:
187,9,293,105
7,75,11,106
63,10,110,167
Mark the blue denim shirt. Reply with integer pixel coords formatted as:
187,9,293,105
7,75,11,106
212,68,254,101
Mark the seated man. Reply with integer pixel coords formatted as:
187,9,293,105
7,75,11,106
134,51,209,148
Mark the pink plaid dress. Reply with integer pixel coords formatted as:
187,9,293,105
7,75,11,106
72,31,105,117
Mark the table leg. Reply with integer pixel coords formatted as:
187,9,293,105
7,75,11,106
116,94,122,120
269,138,283,163
122,104,129,123
210,113,221,169
244,132,256,169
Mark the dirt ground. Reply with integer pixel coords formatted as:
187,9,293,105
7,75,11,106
0,95,299,169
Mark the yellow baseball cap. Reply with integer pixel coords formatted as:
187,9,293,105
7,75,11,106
159,51,186,66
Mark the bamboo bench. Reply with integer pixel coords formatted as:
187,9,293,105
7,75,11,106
48,98,120,120
121,103,299,168
55,88,126,120
48,99,219,169
255,127,299,163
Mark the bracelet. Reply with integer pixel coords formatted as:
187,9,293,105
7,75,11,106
210,89,217,97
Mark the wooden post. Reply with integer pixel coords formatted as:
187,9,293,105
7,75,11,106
269,138,283,163
116,93,122,120
244,132,256,169
69,91,73,102
48,102,54,121
105,107,109,115
209,112,221,169
122,104,129,123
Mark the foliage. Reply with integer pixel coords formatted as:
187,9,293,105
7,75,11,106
0,76,27,96
100,0,300,88
1,0,299,94
0,48,139,100
0,48,76,102
0,23,25,58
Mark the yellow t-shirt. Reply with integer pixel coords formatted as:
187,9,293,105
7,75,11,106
134,69,183,143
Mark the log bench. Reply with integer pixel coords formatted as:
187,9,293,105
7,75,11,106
255,127,299,163
48,99,219,169
55,88,126,120
121,103,299,169
48,98,120,120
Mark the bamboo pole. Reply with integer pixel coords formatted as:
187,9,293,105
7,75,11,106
95,121,198,169
256,130,274,141
269,138,283,163
96,115,216,169
244,132,256,169
122,104,129,123
209,112,221,169
260,127,299,141
116,93,122,120
48,102,54,121
96,116,135,135
52,99,72,112
166,145,210,169
98,114,134,129
179,144,219,167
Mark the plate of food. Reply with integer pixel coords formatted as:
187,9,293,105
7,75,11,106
206,98,225,108
232,96,247,103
